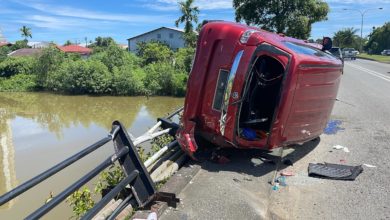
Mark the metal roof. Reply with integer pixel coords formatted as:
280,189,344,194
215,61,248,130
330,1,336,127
127,27,184,40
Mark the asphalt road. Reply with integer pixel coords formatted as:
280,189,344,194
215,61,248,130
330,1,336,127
267,59,390,220
161,58,390,220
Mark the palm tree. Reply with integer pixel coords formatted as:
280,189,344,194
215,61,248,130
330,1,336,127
20,25,32,40
175,0,199,34
175,0,199,47
333,28,358,48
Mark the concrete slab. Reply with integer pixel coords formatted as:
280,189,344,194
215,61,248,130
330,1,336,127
159,139,320,220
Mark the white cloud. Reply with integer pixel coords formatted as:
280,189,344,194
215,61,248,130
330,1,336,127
12,1,173,24
17,15,91,30
144,0,233,11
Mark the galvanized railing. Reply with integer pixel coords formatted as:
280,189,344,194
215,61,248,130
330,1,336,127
0,108,183,220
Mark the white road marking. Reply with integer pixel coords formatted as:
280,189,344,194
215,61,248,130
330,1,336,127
346,62,390,83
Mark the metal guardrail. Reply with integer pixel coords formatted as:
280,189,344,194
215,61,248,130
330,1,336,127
0,116,181,220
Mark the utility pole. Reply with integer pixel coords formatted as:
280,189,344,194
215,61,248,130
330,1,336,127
343,7,383,52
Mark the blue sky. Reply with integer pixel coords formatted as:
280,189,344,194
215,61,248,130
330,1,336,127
0,0,389,44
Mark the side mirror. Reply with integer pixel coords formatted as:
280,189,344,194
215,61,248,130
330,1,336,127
322,37,332,51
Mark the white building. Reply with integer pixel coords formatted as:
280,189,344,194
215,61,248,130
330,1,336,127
27,41,51,48
127,27,186,53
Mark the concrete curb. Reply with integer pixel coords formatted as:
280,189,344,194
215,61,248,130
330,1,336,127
131,161,201,219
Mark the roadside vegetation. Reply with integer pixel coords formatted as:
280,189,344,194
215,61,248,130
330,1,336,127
358,53,390,63
0,40,193,96
332,22,390,55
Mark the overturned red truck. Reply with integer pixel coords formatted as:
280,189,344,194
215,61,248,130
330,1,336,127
176,21,343,159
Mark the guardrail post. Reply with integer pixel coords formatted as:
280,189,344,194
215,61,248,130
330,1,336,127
111,121,156,207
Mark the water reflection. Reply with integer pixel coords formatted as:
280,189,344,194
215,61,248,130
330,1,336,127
0,92,183,218
0,117,17,210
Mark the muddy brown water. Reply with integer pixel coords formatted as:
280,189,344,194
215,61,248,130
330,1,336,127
0,92,183,219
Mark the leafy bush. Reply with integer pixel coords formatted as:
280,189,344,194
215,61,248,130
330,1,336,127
66,187,95,219
174,47,195,73
143,62,187,96
0,39,190,97
0,73,37,91
91,45,127,71
111,65,146,95
0,57,36,77
172,72,188,96
47,60,111,94
10,40,29,51
94,165,125,195
35,47,66,87
137,41,173,66
0,47,11,62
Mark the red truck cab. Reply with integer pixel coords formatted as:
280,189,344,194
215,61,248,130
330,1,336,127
176,21,343,159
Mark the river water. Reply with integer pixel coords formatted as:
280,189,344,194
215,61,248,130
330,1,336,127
0,92,183,219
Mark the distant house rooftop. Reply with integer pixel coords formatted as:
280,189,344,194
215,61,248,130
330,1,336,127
8,48,42,57
0,42,12,47
127,27,184,40
57,45,92,55
127,26,187,52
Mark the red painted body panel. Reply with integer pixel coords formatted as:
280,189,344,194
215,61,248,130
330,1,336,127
176,21,343,157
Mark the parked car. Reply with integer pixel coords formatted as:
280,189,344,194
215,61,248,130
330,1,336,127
342,48,358,60
176,21,343,159
381,49,390,56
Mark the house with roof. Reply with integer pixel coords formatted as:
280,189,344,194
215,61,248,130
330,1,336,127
127,27,185,53
8,48,42,57
0,28,12,48
57,45,92,58
0,42,12,47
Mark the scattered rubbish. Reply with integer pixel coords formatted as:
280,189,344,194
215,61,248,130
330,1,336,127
333,145,350,153
308,163,363,180
280,170,294,176
363,163,376,168
233,178,241,183
275,176,287,186
324,120,345,135
251,156,275,166
272,184,279,191
340,159,346,163
260,157,274,164
283,159,294,166
251,158,263,167
243,177,253,181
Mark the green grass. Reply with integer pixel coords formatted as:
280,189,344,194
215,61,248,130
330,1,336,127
358,53,390,63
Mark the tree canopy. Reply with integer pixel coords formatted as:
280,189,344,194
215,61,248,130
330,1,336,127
365,22,390,54
333,28,360,49
233,0,329,39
